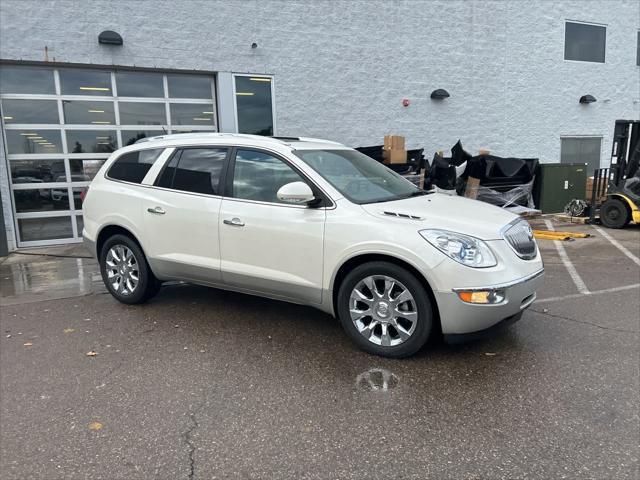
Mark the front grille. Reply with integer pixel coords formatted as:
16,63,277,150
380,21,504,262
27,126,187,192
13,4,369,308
503,220,537,260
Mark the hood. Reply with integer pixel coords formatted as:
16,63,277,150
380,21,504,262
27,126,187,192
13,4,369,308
360,193,518,240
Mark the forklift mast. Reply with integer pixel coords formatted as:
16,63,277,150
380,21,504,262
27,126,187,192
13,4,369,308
610,120,640,189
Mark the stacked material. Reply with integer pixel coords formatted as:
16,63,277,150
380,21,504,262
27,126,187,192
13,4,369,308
424,141,538,209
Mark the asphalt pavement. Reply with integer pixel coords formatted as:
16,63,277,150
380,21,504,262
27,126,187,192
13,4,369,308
1,222,638,479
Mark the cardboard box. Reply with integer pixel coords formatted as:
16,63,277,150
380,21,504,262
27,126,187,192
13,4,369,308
383,148,407,164
384,135,405,150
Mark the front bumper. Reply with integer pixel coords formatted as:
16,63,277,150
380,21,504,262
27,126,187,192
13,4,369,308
434,269,544,337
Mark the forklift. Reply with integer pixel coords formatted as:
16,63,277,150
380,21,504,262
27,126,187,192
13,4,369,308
598,120,640,228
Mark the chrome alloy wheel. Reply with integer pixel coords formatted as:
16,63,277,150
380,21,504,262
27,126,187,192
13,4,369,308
105,245,139,296
349,275,418,347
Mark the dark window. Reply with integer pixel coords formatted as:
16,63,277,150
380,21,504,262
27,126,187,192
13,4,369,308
116,72,164,97
122,130,164,146
59,69,112,96
0,66,55,94
564,22,606,63
234,76,274,136
560,137,602,174
232,149,305,203
66,130,117,153
107,148,163,183
156,152,180,188
62,100,115,124
4,130,62,154
166,75,212,99
119,102,166,125
157,148,227,195
1,99,59,124
637,31,639,66
170,104,216,126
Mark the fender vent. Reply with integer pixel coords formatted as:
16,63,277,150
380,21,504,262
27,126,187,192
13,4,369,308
382,211,422,220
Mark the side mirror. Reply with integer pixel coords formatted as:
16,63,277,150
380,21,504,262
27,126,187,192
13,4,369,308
277,181,316,205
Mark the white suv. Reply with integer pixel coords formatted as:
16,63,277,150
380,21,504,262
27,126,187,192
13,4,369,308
82,133,543,357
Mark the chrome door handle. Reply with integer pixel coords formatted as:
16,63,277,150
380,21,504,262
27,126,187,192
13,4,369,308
223,217,245,227
147,206,166,215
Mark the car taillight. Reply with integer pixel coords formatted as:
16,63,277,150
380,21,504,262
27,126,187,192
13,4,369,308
80,187,89,203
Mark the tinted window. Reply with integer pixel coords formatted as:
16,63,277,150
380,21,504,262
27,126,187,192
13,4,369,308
66,130,117,153
119,102,166,125
170,103,216,126
158,148,227,195
59,69,112,96
69,159,106,180
107,148,163,183
0,66,55,94
122,130,163,146
233,150,305,203
116,72,164,97
234,76,273,136
4,130,63,154
560,137,602,174
564,22,606,63
1,99,59,124
167,75,212,98
62,100,115,124
10,159,66,183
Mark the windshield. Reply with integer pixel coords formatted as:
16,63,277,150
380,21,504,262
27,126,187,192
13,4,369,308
294,149,422,204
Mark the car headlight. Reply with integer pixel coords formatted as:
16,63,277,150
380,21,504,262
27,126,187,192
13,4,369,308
419,229,497,268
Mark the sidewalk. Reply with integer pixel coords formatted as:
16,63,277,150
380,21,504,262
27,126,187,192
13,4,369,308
0,244,105,306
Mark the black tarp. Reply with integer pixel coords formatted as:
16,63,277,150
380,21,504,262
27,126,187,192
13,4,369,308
424,141,539,207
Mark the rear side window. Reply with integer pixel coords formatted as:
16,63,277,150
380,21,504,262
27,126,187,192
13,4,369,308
107,148,163,183
156,148,227,195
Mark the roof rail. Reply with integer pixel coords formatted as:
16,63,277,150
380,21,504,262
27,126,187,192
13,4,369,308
133,132,344,146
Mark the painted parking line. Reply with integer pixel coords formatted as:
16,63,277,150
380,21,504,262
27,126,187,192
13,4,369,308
592,225,640,267
535,283,640,303
544,220,590,295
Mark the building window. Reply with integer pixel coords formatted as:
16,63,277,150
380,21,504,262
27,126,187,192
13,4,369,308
564,21,606,63
234,75,274,136
560,137,602,175
637,31,639,66
0,64,217,246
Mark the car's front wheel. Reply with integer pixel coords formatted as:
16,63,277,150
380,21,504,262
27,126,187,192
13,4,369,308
99,234,160,304
337,261,433,358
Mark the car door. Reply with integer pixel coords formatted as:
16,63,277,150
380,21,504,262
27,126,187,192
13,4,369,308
142,147,229,283
219,148,326,304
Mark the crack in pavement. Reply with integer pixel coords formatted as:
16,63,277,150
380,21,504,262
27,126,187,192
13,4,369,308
183,405,202,480
530,308,638,334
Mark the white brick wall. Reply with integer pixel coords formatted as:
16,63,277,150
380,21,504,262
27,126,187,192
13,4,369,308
1,0,639,249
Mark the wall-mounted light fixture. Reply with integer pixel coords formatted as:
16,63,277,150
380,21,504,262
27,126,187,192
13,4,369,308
98,30,123,46
430,89,450,100
579,94,597,104
251,42,258,49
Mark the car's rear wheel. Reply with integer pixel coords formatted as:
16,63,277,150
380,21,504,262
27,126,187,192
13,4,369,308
99,234,160,304
337,261,433,358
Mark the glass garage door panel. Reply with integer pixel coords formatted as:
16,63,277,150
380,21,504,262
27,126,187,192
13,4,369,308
66,130,117,153
4,130,63,154
0,66,55,94
9,159,67,183
18,217,73,242
1,65,217,246
1,99,60,124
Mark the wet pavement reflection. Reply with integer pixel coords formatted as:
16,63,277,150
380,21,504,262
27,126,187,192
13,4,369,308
0,246,104,305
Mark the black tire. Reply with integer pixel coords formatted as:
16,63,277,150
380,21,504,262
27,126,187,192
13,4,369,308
600,198,630,229
99,234,161,304
337,261,433,358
